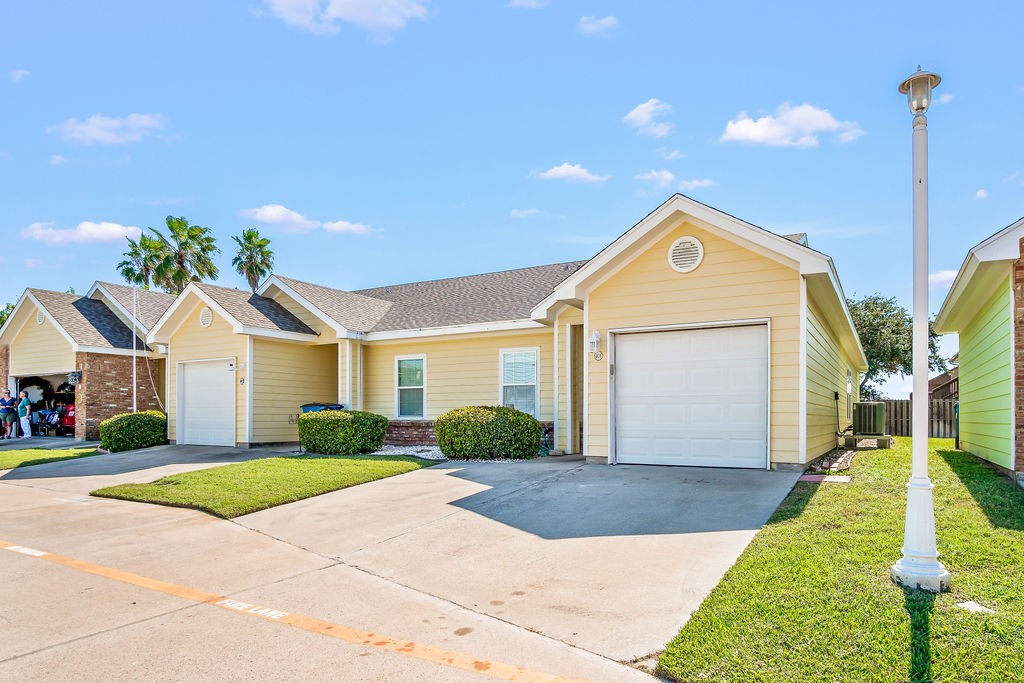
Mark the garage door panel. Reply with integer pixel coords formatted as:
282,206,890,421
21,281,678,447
614,325,768,468
181,360,235,447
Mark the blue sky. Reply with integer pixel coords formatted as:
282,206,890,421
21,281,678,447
1,1,1021,396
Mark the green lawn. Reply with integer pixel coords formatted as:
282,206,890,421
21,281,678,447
91,454,433,518
659,438,1024,683
0,447,99,470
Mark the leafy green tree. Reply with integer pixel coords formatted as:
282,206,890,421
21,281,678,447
0,302,14,329
118,233,166,289
847,294,947,399
231,227,274,292
150,216,220,294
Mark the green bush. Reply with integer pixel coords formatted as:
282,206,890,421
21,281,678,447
435,406,541,460
99,410,167,453
298,410,388,455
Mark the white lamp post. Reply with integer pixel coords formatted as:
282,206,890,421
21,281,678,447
890,67,951,592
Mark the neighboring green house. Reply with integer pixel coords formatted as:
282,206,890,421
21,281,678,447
934,217,1024,486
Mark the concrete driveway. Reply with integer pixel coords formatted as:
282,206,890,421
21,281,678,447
1,445,800,681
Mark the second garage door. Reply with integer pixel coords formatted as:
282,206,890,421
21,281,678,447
180,360,235,447
613,325,768,468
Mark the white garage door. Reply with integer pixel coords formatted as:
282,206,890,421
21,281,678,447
180,360,235,447
614,325,768,468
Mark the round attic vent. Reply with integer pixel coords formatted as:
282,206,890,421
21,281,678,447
35,310,44,325
668,236,704,273
199,307,213,328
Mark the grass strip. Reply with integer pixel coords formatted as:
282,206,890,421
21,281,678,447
0,447,99,470
92,454,432,518
658,438,1024,683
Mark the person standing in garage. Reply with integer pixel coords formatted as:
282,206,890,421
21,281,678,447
17,390,32,439
0,389,16,439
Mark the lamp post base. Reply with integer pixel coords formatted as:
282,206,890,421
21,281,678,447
891,560,951,593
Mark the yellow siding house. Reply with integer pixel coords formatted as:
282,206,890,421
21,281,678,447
935,217,1024,485
148,195,865,470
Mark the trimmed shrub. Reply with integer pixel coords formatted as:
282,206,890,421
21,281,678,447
100,410,167,453
435,406,541,460
298,410,388,455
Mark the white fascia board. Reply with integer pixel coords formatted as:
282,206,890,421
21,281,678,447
0,289,32,346
87,282,151,336
239,326,321,343
78,345,162,358
936,218,1024,333
147,283,243,344
823,259,868,369
259,276,352,338
365,319,548,341
531,194,831,320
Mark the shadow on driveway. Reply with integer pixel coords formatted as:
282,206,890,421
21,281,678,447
0,444,281,481
440,457,802,539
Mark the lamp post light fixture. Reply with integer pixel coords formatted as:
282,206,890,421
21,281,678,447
890,67,952,593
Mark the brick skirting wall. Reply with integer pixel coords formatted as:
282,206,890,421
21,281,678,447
0,345,9,390
75,352,163,440
385,419,556,449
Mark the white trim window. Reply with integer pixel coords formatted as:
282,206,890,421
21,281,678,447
395,355,425,418
499,347,539,417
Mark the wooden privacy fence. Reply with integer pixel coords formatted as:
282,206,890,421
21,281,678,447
882,399,957,437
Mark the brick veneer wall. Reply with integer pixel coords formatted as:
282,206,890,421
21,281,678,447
75,352,163,440
385,419,556,449
0,345,8,389
1014,238,1024,475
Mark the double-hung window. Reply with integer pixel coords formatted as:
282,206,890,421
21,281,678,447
500,348,539,417
396,355,425,418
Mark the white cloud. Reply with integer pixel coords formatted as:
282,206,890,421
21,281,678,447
720,103,863,147
938,93,954,104
928,270,958,290
532,162,610,183
49,154,69,166
510,208,541,219
635,169,675,189
507,0,548,7
48,113,165,145
241,203,376,235
322,219,375,234
678,178,716,191
578,15,617,34
975,188,989,200
623,99,674,138
659,149,686,161
261,0,429,35
21,221,141,245
24,259,42,269
240,204,319,232
8,69,29,82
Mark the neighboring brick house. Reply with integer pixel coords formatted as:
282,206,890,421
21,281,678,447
935,217,1024,486
0,283,175,440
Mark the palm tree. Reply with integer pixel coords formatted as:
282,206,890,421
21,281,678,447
232,228,274,292
117,233,166,289
150,216,220,294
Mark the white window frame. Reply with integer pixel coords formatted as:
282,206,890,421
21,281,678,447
498,347,540,418
394,354,426,419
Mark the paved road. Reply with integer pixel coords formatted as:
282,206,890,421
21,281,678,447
0,445,800,681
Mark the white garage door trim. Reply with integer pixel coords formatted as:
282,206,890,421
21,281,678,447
608,319,771,469
177,358,236,447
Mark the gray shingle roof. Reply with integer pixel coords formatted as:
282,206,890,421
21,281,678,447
30,289,147,351
95,282,177,330
195,283,317,335
355,261,589,332
275,275,393,333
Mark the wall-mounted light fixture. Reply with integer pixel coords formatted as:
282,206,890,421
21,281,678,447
66,371,82,386
588,330,603,361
